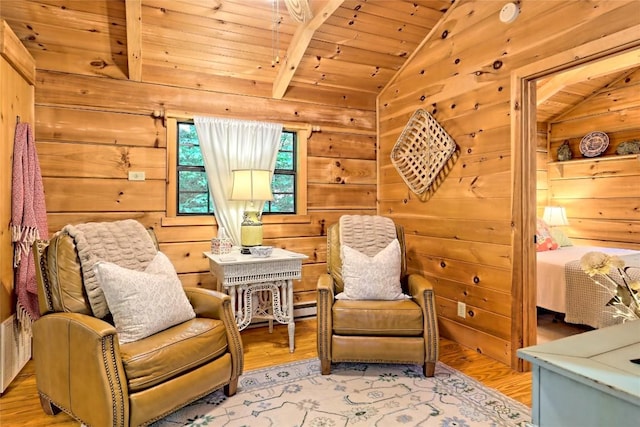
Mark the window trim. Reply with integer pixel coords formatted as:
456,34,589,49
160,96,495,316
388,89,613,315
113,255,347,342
165,115,308,226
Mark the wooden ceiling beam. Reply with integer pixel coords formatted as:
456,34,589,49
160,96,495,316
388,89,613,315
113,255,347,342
537,48,640,105
272,0,344,99
125,0,142,82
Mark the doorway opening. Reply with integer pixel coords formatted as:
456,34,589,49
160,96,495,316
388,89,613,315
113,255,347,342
511,44,640,368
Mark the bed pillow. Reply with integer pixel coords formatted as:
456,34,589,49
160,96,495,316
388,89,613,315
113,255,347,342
336,238,409,301
94,251,196,344
550,228,573,247
536,219,559,252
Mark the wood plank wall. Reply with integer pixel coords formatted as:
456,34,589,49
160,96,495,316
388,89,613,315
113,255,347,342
535,122,548,216
377,0,639,366
0,21,36,323
545,67,640,250
34,69,377,310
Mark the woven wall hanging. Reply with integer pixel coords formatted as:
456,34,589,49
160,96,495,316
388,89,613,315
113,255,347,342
390,109,457,198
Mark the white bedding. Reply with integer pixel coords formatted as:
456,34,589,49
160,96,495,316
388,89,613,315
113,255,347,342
536,246,640,314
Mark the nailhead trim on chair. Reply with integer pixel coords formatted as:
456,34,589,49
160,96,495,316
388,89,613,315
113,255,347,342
102,334,125,427
35,240,54,312
423,289,439,363
222,298,244,377
317,288,329,362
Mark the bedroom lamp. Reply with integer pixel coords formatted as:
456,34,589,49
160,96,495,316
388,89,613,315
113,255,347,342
230,169,273,253
542,206,569,227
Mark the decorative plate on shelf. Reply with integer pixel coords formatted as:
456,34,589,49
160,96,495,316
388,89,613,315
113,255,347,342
579,131,609,157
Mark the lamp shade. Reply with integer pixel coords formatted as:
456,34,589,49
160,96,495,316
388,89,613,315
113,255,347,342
230,169,273,202
542,206,569,227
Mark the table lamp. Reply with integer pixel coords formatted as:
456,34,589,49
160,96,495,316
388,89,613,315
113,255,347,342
230,169,273,253
542,206,569,227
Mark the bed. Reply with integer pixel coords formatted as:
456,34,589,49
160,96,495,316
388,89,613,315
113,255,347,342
536,245,640,329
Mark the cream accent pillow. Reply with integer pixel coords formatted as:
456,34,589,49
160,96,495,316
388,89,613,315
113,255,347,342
94,252,196,344
550,228,573,247
336,238,409,301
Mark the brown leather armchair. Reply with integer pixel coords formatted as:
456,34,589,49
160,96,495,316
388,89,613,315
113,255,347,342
317,215,439,377
32,226,243,426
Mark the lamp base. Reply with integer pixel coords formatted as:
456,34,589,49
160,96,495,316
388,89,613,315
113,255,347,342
240,247,252,255
240,210,264,249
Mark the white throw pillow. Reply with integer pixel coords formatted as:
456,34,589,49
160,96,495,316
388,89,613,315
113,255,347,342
94,252,196,344
336,238,408,301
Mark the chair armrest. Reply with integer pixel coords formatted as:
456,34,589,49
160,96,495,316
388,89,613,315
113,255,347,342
316,274,335,366
184,287,244,378
33,313,129,426
184,287,231,320
317,273,335,297
406,274,439,363
407,273,434,298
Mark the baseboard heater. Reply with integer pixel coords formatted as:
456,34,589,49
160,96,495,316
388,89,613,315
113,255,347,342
0,314,32,394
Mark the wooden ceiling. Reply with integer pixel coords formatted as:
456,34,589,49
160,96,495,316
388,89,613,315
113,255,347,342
1,0,451,103
536,50,640,122
2,0,637,118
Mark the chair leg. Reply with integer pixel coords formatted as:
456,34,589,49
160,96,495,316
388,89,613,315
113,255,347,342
224,378,238,397
321,359,332,375
424,361,436,377
39,395,61,416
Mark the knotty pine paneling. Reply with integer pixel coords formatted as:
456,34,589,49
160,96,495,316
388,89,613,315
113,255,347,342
535,122,549,216
438,317,510,364
434,277,512,318
33,70,378,312
37,141,166,179
378,0,640,367
0,21,35,322
547,155,640,180
307,157,376,185
36,71,376,130
407,234,511,270
545,67,640,249
436,297,511,341
35,106,166,147
307,131,376,159
307,183,376,209
400,217,512,246
44,177,166,212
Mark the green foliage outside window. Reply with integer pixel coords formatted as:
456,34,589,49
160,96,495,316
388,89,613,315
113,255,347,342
177,123,296,215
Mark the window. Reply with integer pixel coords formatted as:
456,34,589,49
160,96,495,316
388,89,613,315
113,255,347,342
176,122,297,215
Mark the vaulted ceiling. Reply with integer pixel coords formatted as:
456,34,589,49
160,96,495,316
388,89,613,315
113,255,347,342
2,0,638,119
1,0,451,101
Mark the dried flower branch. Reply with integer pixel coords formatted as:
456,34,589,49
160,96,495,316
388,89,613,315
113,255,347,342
580,252,640,322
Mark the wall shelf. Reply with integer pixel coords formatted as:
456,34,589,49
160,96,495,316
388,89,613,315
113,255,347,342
548,153,638,166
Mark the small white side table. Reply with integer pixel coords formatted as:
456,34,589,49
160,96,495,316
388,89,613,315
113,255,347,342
204,248,307,352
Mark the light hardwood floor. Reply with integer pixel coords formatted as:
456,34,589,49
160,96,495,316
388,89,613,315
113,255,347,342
0,317,533,426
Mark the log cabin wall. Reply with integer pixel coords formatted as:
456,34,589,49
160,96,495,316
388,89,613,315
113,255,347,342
377,0,639,366
535,122,548,217
0,0,443,335
545,68,640,250
0,20,36,328
34,70,377,310
0,19,36,392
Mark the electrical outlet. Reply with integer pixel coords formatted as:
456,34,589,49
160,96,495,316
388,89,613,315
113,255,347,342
128,171,145,181
457,301,466,318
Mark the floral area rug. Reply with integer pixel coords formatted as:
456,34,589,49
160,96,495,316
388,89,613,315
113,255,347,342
152,359,531,427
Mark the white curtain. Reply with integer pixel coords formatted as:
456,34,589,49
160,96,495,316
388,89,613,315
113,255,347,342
194,116,282,246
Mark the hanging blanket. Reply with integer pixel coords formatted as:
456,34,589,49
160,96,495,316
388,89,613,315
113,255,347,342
62,220,158,318
11,122,48,331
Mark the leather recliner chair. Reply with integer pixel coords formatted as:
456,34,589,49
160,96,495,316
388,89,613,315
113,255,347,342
32,227,243,426
317,215,439,377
